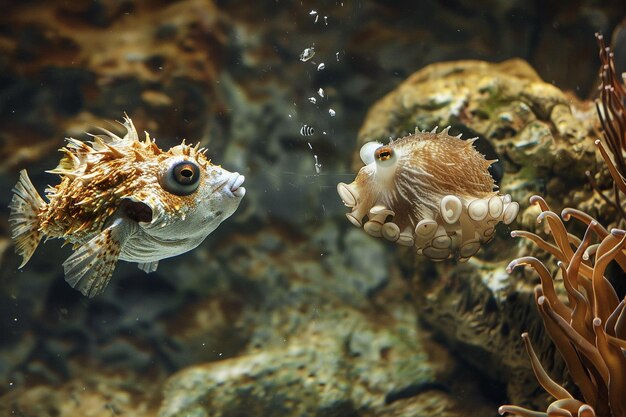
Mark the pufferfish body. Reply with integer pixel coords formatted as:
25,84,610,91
9,116,245,297
337,127,519,261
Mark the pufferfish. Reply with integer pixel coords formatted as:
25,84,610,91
9,116,245,297
337,127,519,261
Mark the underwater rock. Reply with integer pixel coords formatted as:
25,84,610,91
356,58,603,407
357,59,599,204
0,0,226,171
1,219,499,416
158,272,494,417
154,223,466,417
0,374,159,417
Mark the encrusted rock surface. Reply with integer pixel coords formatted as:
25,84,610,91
156,223,496,417
357,59,600,206
1,373,159,417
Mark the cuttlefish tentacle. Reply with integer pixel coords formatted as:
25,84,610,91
337,127,519,260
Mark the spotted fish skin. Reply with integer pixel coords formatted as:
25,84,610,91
9,116,246,297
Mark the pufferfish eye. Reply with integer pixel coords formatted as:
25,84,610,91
375,146,395,167
161,160,201,196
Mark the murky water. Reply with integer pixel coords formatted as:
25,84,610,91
0,2,624,416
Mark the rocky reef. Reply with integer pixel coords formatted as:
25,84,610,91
355,57,606,407
0,1,624,416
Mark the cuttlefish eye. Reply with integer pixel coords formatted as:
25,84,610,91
162,160,201,196
375,146,395,167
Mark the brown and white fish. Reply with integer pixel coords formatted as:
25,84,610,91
9,116,245,297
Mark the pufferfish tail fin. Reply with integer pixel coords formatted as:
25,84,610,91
9,170,46,268
63,217,135,298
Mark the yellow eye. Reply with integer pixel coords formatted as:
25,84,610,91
375,146,393,161
161,160,201,196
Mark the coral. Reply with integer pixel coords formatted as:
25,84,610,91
499,34,626,417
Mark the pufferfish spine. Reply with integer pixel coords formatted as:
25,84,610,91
337,127,519,261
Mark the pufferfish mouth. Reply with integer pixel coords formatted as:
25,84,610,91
227,172,246,198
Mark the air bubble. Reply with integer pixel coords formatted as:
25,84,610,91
300,47,315,62
300,125,315,136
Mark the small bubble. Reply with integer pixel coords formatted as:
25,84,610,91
328,108,336,117
300,47,315,62
308,97,317,104
317,63,325,71
300,125,315,136
318,88,325,98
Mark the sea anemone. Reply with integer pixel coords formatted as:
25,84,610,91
499,196,626,417
499,33,626,417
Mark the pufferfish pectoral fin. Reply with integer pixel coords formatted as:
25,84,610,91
63,217,135,298
137,261,158,273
